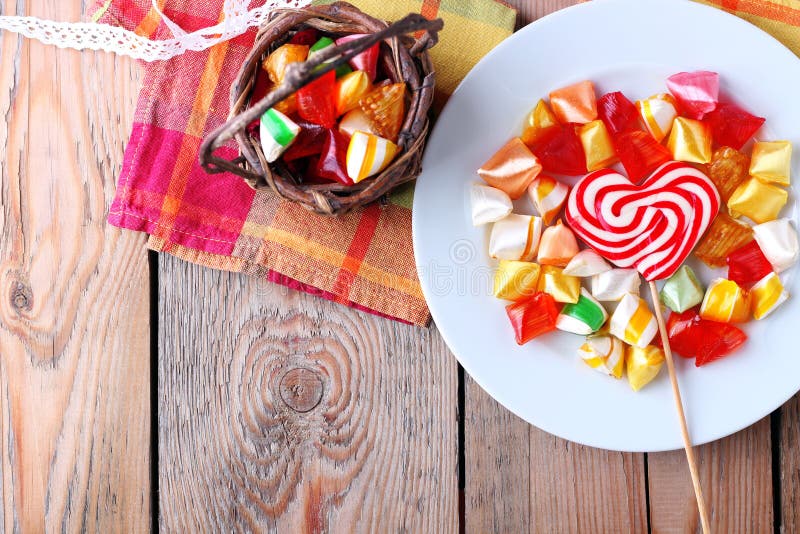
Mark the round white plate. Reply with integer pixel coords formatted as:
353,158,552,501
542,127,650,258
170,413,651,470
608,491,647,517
413,0,799,452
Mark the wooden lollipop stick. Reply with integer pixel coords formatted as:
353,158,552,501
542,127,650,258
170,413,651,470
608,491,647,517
648,281,712,534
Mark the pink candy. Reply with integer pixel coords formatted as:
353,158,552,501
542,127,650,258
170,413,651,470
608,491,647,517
666,71,719,120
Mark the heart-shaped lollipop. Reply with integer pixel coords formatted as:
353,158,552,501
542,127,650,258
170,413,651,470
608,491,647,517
565,161,720,281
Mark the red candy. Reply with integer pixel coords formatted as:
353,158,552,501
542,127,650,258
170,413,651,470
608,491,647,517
529,125,587,176
314,129,353,185
613,130,672,183
597,91,640,136
290,29,319,46
726,240,773,288
666,71,719,119
282,117,327,161
297,70,337,128
336,34,380,82
505,292,559,345
667,309,747,366
704,103,765,150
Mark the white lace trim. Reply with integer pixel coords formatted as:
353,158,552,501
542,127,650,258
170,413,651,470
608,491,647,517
0,0,311,62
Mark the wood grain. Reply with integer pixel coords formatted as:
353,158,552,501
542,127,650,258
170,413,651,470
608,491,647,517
511,0,578,28
157,256,458,532
648,418,774,533
0,1,150,532
780,394,800,533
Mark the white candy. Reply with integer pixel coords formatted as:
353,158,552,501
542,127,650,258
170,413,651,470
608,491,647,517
259,108,300,163
637,95,677,142
753,218,799,273
610,293,658,349
578,335,625,378
563,249,612,277
591,269,641,301
489,214,543,261
471,184,513,226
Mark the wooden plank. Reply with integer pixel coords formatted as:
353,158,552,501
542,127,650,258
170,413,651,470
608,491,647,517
780,394,800,532
157,256,458,532
0,1,151,532
512,0,578,26
648,417,774,533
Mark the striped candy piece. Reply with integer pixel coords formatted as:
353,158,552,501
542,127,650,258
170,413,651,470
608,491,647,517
636,94,677,142
260,108,300,163
556,288,608,335
346,131,399,183
489,214,543,262
699,278,751,323
579,334,625,378
609,293,658,349
750,272,788,320
527,175,568,225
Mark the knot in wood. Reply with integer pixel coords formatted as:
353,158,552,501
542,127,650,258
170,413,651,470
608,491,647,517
279,368,324,413
9,280,32,312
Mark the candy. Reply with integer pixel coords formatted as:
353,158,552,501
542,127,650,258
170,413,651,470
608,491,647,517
726,241,773,287
613,130,672,183
667,117,712,164
563,249,612,277
316,129,353,185
289,28,319,46
494,260,541,301
667,309,747,366
549,80,597,124
749,141,792,185
273,92,298,116
609,293,658,348
537,220,579,267
521,99,559,147
695,213,754,267
597,91,640,136
359,82,406,142
557,288,608,335
565,162,720,281
708,146,749,203
579,335,625,378
259,108,300,162
537,265,581,303
282,117,327,161
308,37,352,77
636,94,677,142
704,103,765,150
659,265,704,313
346,131,398,183
666,70,719,119
471,184,512,226
335,34,380,81
591,269,640,301
338,108,378,137
478,138,543,199
753,219,799,273
505,292,559,344
489,214,543,261
750,272,789,320
727,177,788,224
529,125,587,176
263,44,309,85
578,120,618,171
626,345,665,391
335,70,371,116
526,175,568,224
699,278,751,323
297,69,337,128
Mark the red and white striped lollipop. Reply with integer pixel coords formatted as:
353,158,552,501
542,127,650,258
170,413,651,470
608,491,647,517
565,161,720,281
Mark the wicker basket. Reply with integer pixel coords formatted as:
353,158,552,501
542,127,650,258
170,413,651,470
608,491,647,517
199,2,443,216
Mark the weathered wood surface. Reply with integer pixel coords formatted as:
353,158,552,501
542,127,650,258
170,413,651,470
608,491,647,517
0,1,150,532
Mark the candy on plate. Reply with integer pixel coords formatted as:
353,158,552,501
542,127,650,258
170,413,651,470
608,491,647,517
704,102,765,150
695,213,754,267
591,268,640,301
537,265,581,303
726,240,773,288
667,117,712,164
609,293,658,348
727,177,789,224
259,108,300,163
597,91,641,136
699,278,751,323
529,125,588,176
335,70,371,116
659,265,704,313
666,70,719,119
471,184,513,226
556,288,608,335
750,272,789,320
537,220,580,267
489,214,543,261
505,292,560,345
636,93,677,142
549,80,597,124
627,345,665,391
578,120,618,171
527,175,569,224
579,334,625,378
753,218,799,273
478,138,543,199
494,260,541,301
360,82,406,142
613,130,672,183
346,131,398,183
563,249,612,277
335,34,380,81
521,99,559,147
707,146,750,203
667,309,747,366
749,140,792,186
297,69,337,128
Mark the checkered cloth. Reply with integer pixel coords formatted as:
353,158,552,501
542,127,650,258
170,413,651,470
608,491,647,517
97,0,516,326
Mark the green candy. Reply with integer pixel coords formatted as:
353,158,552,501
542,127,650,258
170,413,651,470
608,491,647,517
557,288,608,335
309,37,352,77
659,265,704,313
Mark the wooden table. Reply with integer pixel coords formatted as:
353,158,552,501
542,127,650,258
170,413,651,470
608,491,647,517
1,1,798,532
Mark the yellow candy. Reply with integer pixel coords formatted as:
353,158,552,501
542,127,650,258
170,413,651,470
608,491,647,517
578,120,618,171
493,260,541,301
263,44,309,85
346,132,398,183
335,70,371,116
626,345,665,392
699,278,751,323
536,265,581,304
579,335,625,378
751,272,789,320
521,99,558,147
667,117,712,164
749,140,792,185
609,293,658,349
727,177,788,224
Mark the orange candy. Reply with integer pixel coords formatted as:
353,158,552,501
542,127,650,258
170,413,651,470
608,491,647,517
478,138,543,199
695,213,754,267
359,82,406,142
549,81,597,124
263,44,309,85
537,220,580,267
521,99,559,147
335,70,371,117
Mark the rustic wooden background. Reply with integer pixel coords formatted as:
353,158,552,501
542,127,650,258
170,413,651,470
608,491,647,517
1,0,798,532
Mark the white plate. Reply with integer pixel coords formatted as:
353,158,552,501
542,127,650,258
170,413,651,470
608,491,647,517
413,0,800,452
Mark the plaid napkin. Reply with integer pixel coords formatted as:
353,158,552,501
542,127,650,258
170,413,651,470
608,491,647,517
98,0,516,326
698,0,800,55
